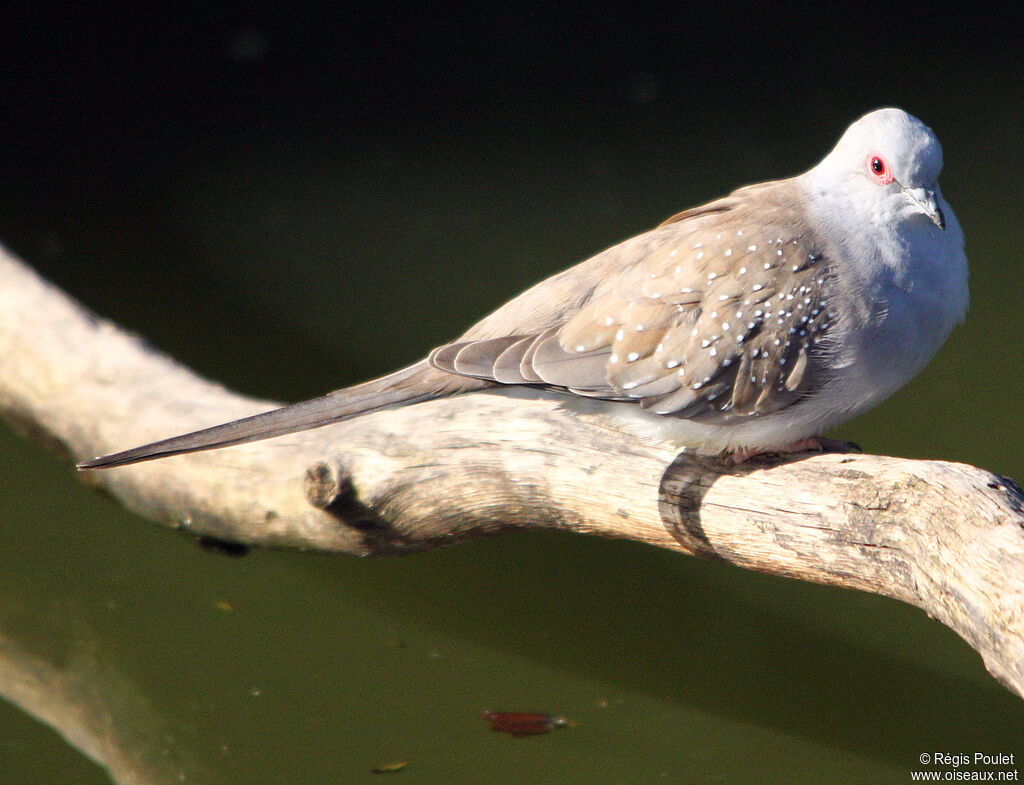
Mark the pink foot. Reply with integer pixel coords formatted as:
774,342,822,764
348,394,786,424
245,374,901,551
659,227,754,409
729,436,861,464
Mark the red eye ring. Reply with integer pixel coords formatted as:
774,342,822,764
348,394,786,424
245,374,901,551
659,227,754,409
867,153,895,185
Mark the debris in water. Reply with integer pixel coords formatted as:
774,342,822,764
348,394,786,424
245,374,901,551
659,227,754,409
481,711,573,737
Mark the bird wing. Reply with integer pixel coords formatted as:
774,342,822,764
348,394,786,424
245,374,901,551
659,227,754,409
430,182,836,424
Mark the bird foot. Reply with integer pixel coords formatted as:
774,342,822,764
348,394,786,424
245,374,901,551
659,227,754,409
729,436,861,464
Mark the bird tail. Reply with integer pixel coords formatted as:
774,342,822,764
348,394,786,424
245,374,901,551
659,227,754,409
77,362,476,469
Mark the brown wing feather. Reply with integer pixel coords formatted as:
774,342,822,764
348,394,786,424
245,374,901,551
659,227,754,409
429,179,836,425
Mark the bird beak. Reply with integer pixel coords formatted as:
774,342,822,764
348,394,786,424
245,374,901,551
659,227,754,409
902,185,946,230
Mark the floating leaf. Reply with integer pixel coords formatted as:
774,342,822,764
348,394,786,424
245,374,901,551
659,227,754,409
481,711,573,737
372,761,407,774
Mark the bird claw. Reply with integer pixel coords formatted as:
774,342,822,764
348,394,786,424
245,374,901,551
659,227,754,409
729,437,862,464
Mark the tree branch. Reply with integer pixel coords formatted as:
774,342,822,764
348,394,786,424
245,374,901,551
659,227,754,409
2,244,1023,697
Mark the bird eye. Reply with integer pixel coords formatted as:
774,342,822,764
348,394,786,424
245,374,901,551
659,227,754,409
867,153,894,185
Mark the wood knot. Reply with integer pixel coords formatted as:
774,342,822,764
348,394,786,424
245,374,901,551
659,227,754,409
305,459,353,509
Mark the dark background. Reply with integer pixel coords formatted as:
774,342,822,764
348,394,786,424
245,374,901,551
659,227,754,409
3,4,1022,406
2,4,1023,784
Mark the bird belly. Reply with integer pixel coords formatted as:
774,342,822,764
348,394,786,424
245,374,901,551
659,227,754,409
561,393,848,454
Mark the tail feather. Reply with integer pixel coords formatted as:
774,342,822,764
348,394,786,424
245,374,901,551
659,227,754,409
77,362,477,469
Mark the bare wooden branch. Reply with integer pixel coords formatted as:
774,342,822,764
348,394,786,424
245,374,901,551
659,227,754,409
2,244,1023,698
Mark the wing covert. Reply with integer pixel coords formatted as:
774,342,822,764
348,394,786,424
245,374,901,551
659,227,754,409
430,187,837,425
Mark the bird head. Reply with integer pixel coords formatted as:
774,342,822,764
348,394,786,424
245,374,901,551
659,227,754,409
807,108,949,231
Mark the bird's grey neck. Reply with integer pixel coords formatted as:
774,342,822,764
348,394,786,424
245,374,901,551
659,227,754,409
796,173,910,298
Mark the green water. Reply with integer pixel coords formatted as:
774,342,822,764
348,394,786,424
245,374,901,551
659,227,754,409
4,422,1021,784
2,9,1024,783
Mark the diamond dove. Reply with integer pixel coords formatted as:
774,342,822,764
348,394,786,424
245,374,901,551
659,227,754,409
79,108,968,469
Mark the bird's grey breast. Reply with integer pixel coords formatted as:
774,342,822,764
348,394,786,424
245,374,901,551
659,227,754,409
800,179,968,411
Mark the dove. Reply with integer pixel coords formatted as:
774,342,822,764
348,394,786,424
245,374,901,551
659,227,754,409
79,108,967,469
